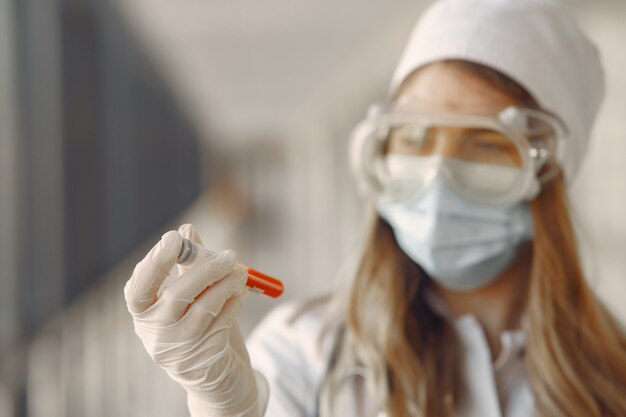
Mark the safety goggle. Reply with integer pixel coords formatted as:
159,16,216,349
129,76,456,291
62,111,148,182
349,103,568,206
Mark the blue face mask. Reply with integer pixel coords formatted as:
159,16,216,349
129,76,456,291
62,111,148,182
376,178,533,291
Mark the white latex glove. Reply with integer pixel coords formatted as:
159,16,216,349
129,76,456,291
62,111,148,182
124,224,268,417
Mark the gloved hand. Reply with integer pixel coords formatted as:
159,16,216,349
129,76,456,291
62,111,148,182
124,224,268,417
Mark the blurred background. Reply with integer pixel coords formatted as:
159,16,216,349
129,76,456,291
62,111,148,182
0,0,624,415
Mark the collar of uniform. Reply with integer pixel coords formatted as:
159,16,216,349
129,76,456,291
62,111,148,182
424,288,526,370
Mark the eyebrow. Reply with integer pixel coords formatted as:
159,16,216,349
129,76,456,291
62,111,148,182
462,128,501,135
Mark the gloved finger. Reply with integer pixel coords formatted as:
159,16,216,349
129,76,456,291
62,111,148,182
177,223,205,275
153,250,239,322
189,290,249,358
178,223,205,245
186,268,248,323
124,230,183,315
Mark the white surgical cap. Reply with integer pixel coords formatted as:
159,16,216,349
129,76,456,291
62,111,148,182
389,0,605,182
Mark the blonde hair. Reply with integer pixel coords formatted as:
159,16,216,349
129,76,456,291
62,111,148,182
317,61,626,417
527,177,626,416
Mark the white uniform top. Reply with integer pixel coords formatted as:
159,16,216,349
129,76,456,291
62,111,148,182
246,300,537,417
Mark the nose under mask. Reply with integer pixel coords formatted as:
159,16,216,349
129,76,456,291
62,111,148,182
376,177,533,291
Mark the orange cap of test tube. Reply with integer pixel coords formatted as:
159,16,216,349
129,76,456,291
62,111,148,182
177,238,284,298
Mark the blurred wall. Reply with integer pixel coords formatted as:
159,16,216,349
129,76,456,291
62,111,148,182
0,0,19,356
0,1,20,415
569,1,626,318
1,0,206,414
10,0,204,332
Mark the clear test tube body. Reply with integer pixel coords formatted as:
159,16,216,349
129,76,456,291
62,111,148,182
177,238,284,298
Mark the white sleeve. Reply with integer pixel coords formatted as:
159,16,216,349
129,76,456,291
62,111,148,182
246,302,329,417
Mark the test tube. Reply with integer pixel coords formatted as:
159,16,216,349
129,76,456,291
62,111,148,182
177,238,284,298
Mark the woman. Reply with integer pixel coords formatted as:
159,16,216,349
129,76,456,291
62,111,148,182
123,0,626,416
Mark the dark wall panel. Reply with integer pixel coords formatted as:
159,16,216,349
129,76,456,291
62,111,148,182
16,0,204,330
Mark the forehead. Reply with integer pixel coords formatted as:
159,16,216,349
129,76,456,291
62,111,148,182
394,62,523,115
